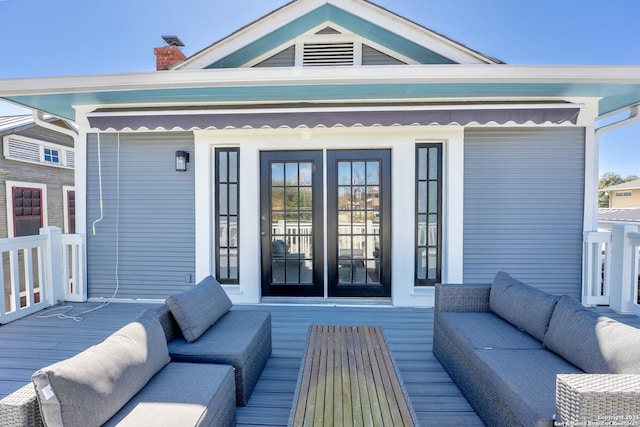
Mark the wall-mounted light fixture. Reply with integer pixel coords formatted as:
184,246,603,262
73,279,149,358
175,150,190,171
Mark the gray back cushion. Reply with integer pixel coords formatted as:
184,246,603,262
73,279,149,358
166,275,232,343
489,271,559,341
544,295,640,374
32,313,169,427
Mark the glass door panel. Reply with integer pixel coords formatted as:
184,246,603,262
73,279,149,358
260,151,323,297
328,150,391,297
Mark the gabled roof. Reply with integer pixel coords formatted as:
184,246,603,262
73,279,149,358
599,208,640,223
1,2,640,121
602,178,640,191
0,115,33,133
175,0,502,70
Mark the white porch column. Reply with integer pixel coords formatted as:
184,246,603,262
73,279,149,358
40,226,65,304
609,224,638,313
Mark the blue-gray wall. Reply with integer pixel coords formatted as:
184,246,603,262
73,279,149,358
86,132,195,300
463,127,585,297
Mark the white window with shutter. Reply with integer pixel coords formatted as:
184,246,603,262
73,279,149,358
3,134,74,169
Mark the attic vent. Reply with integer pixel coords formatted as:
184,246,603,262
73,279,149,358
66,150,75,168
5,137,40,163
3,134,74,168
303,42,354,66
316,27,341,35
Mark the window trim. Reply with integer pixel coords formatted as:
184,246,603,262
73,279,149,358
63,186,76,234
43,147,61,165
214,148,240,284
6,180,48,237
415,143,443,286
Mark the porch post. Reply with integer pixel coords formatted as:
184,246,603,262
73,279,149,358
41,226,65,305
609,224,638,313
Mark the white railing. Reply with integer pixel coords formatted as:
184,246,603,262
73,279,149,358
583,224,640,314
582,231,612,305
628,231,640,315
0,226,86,324
61,233,86,302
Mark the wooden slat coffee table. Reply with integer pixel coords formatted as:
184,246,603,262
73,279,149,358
289,325,418,426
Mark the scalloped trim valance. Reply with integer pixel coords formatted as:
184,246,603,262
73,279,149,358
88,106,581,131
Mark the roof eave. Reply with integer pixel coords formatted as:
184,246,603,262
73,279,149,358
2,65,640,97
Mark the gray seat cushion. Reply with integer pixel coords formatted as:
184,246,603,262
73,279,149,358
104,363,236,427
31,313,170,427
490,271,559,341
544,295,640,374
475,349,582,426
166,276,232,343
168,310,271,367
437,312,544,351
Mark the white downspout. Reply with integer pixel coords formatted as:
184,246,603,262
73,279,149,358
596,104,640,137
594,103,640,219
590,104,640,308
31,110,78,141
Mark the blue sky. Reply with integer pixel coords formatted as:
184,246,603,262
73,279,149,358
1,0,639,177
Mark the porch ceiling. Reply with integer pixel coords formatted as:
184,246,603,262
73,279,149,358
1,65,640,121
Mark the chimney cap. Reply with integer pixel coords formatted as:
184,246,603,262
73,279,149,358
161,35,184,47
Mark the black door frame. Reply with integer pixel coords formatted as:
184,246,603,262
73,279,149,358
326,149,392,297
260,151,324,297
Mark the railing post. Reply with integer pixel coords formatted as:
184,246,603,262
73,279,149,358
40,226,64,305
609,224,638,314
582,231,611,306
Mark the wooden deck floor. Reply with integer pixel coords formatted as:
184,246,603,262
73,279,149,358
0,302,484,426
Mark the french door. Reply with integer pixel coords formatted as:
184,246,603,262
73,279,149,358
327,150,391,297
260,151,324,297
260,149,391,298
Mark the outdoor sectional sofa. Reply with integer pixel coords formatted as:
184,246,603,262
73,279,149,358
434,271,640,426
0,275,271,426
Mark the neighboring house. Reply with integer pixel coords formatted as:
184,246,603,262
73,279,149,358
0,115,76,237
599,207,640,231
2,0,640,307
0,114,76,309
601,179,640,208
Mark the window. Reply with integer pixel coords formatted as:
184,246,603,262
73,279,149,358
215,148,239,283
63,186,76,234
10,186,44,237
415,144,442,286
3,134,74,168
43,148,60,165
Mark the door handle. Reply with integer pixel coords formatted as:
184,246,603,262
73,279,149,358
261,231,267,236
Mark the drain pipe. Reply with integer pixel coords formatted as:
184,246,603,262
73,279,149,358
594,103,640,212
31,110,78,141
593,104,640,313
596,104,640,137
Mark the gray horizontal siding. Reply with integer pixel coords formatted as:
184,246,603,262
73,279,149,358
255,46,295,67
86,132,195,300
463,128,585,297
362,44,406,65
18,127,74,148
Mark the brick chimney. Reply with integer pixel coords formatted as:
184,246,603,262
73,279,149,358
154,36,186,70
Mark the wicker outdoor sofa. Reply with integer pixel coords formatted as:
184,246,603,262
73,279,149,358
434,271,640,426
0,275,271,426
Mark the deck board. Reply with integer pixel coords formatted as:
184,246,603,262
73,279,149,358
0,302,486,425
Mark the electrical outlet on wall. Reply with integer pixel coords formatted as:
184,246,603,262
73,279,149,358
184,273,193,283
